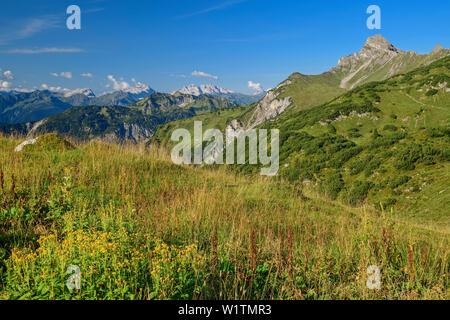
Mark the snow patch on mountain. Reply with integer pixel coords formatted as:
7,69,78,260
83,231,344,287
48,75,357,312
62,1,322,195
173,84,234,96
64,88,96,98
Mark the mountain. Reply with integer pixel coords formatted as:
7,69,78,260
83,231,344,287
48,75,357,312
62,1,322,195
255,56,450,215
61,85,154,107
64,88,96,98
1,92,237,143
87,83,154,106
173,84,266,105
132,92,236,115
173,84,234,96
153,56,450,218
0,85,155,124
230,35,449,130
0,90,72,124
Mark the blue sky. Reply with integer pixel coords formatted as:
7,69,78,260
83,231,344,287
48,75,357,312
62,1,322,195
0,0,449,95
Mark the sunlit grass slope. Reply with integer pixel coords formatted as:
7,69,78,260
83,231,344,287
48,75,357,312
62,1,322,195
0,134,447,300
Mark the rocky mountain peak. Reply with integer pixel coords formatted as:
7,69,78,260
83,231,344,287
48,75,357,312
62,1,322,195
338,35,404,68
431,44,445,54
363,34,403,54
361,34,404,56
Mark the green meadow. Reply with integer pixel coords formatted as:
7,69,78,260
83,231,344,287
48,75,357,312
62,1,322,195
0,133,448,300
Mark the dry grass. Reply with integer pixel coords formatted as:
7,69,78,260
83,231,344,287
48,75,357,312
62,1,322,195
0,135,448,300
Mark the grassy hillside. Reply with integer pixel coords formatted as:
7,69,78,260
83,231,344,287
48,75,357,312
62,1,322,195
261,56,450,226
0,134,447,300
151,105,251,148
269,71,345,113
152,56,450,227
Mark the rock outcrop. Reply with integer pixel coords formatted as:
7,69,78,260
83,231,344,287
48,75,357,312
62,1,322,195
14,138,38,152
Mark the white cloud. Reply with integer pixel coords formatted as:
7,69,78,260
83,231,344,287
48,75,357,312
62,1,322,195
191,70,219,80
107,75,131,91
51,72,73,79
3,70,14,80
248,81,264,94
60,72,72,79
0,16,59,45
1,81,12,89
2,48,85,54
106,75,151,94
81,73,93,77
0,69,14,90
41,84,70,93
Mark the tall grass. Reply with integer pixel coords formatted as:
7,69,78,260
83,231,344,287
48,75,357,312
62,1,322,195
0,135,448,300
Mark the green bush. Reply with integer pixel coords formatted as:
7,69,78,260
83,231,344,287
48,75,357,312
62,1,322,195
390,176,411,189
426,89,438,96
364,158,382,177
383,125,398,132
438,147,450,162
427,127,450,138
395,144,423,170
320,171,345,200
349,159,367,175
346,181,374,206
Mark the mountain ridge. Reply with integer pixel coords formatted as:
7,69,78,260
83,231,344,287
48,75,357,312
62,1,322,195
227,35,449,131
1,92,237,143
172,83,265,105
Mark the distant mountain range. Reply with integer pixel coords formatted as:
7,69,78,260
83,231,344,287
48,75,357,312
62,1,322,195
0,91,73,124
0,83,261,125
1,35,448,147
0,86,155,124
0,92,237,143
173,84,266,105
174,84,234,96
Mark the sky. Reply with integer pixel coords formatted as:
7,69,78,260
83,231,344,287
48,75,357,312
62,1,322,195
0,0,449,95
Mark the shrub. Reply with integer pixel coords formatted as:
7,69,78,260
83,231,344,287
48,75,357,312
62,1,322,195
332,146,363,168
347,128,362,138
427,127,450,138
327,124,337,134
395,144,423,170
438,147,450,162
349,159,367,175
426,89,438,96
364,158,382,177
383,125,398,132
394,160,416,171
346,181,374,206
390,176,411,189
320,171,345,200
370,132,407,149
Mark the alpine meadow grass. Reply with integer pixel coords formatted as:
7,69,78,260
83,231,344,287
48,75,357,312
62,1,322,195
0,134,447,300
